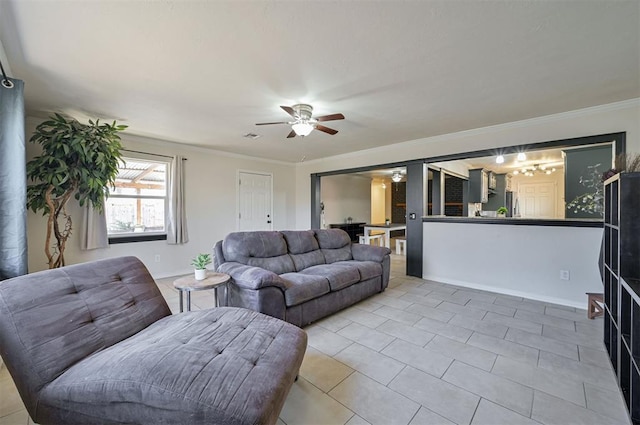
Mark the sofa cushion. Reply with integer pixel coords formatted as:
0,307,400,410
282,230,325,271
300,264,361,291
40,307,306,425
314,229,353,263
335,260,383,281
223,231,295,275
279,273,330,307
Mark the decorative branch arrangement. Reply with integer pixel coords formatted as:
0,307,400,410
26,114,126,268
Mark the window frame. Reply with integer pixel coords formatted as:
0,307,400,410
106,155,170,244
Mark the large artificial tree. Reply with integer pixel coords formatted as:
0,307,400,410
27,114,126,268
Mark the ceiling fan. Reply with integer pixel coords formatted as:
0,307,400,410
255,104,344,138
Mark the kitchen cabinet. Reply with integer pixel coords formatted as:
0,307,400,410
468,169,488,203
485,173,511,212
603,172,640,424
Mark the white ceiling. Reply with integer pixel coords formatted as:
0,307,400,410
1,1,638,163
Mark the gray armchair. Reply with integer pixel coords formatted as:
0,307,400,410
0,256,306,425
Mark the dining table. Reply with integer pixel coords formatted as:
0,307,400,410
362,223,406,249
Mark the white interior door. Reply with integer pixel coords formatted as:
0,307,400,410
238,171,273,231
518,182,556,218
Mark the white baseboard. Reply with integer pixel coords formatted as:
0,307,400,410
423,274,586,310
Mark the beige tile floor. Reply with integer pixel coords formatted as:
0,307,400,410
0,253,630,425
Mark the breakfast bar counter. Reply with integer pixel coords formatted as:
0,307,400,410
422,216,603,228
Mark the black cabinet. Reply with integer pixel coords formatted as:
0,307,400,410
329,222,365,242
468,169,488,203
485,173,511,212
603,172,640,424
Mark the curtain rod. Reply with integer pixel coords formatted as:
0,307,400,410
0,59,14,89
121,149,187,160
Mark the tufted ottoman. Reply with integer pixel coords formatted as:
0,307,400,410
0,256,306,425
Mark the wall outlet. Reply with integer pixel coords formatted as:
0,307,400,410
560,270,570,281
154,254,160,263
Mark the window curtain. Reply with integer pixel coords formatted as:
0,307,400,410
0,77,28,279
167,155,188,244
80,201,108,250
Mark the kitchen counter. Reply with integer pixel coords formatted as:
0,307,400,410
422,216,603,228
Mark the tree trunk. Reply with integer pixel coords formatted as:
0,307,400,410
45,186,75,269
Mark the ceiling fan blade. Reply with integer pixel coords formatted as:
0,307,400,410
286,129,297,138
255,121,289,126
281,105,298,118
315,113,345,122
315,124,338,135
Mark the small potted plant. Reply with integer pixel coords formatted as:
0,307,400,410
496,207,508,218
191,253,212,280
385,217,391,225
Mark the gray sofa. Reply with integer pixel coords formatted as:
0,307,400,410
214,229,391,327
0,256,306,425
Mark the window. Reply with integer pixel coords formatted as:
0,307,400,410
105,157,169,243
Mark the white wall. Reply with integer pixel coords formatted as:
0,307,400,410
25,118,297,278
423,222,603,308
321,174,371,226
294,100,640,228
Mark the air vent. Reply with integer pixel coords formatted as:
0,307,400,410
243,133,261,139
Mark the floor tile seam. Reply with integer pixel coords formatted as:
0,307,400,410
380,340,458,379
0,403,25,419
333,341,412,379
316,320,353,333
531,388,627,425
575,355,615,372
504,329,580,359
373,321,434,348
483,320,543,336
312,339,355,358
514,311,578,328
583,381,631,419
543,310,587,323
541,322,602,340
467,331,541,361
322,366,357,397
536,349,619,384
435,304,490,320
487,359,589,407
440,364,535,419
448,317,507,340
371,305,422,324
467,397,482,425
476,307,517,318
297,375,358,424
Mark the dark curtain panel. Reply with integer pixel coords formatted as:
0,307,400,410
0,77,27,279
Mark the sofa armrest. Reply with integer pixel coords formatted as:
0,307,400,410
351,243,391,263
217,262,287,291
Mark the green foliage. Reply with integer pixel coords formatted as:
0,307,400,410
26,113,126,268
191,253,212,270
496,207,508,215
26,113,127,214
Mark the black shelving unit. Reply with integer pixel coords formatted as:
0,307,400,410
603,172,640,424
329,222,366,242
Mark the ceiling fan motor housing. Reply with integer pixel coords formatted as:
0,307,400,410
293,104,313,121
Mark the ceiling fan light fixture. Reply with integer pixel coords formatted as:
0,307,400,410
292,122,314,136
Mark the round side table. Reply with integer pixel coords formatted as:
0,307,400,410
173,272,230,312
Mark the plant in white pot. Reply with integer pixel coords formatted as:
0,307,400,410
496,207,509,218
191,253,212,280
